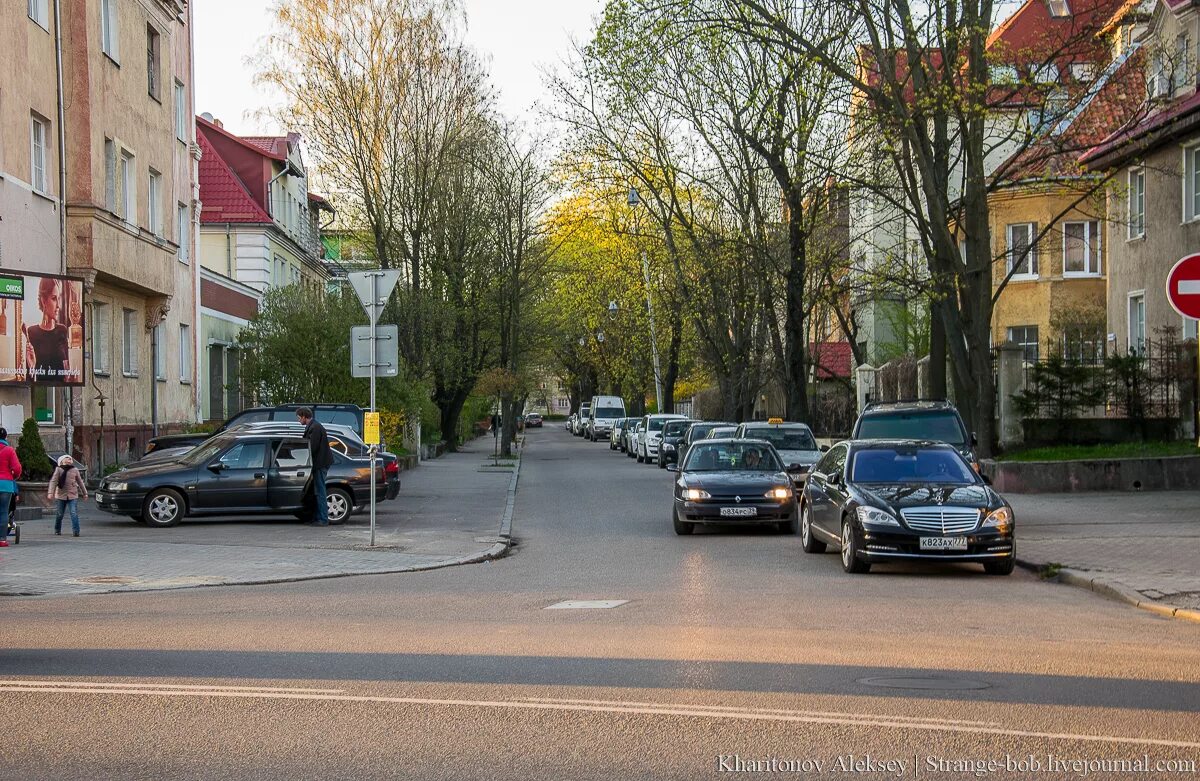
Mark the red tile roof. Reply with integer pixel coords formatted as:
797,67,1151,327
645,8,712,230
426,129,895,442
810,341,854,380
197,130,271,224
1081,87,1200,168
241,136,290,160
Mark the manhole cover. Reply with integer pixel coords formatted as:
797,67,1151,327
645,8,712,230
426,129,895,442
857,675,991,691
75,576,138,585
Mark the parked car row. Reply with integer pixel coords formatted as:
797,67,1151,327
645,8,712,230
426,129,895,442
575,398,1013,577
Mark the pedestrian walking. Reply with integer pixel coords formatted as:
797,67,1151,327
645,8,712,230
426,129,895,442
0,427,22,547
48,454,87,537
297,407,334,526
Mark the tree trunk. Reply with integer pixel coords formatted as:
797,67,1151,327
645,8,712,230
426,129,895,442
662,309,683,414
929,298,947,399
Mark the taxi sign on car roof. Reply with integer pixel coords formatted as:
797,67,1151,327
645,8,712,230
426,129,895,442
767,417,784,425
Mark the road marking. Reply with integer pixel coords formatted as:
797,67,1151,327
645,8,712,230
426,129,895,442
545,600,629,609
0,680,344,694
2,679,1198,749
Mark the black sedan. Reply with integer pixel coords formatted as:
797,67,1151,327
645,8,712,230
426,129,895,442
95,433,388,527
525,413,543,427
668,439,804,535
800,440,1015,575
656,418,695,468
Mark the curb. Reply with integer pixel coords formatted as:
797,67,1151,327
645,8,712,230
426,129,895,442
1018,558,1200,624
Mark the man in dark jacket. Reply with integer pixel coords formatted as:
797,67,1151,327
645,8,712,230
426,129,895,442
297,407,335,525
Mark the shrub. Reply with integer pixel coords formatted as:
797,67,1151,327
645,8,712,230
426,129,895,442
14,417,51,481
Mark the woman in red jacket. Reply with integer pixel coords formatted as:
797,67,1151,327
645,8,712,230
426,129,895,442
0,427,23,547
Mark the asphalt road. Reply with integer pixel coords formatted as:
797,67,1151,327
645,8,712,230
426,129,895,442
2,426,1198,780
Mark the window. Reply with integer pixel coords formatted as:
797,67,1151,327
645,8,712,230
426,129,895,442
146,25,161,100
122,308,139,375
28,0,49,29
177,203,190,262
148,169,163,235
119,150,135,224
153,322,166,380
1173,34,1192,93
30,115,49,193
1149,51,1169,98
1006,223,1038,278
1046,0,1069,17
174,81,187,141
273,440,312,469
990,65,1018,84
1007,325,1040,363
101,0,119,61
179,324,191,381
1185,145,1200,222
92,301,111,374
1063,221,1101,276
1128,293,1146,354
1032,63,1060,83
1070,62,1096,82
104,138,116,211
1127,168,1145,239
217,442,269,470
1183,317,1198,341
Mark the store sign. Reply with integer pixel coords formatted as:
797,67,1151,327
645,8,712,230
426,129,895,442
0,270,86,386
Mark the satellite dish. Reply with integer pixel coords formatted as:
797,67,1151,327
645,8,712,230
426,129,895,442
200,112,215,123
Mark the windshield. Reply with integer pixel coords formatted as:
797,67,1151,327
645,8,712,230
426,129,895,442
742,427,817,451
857,412,966,446
648,418,670,432
595,407,623,419
851,448,977,484
663,420,692,436
683,442,784,472
179,436,235,466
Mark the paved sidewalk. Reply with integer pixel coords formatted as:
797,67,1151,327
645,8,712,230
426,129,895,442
1009,491,1200,619
0,439,518,597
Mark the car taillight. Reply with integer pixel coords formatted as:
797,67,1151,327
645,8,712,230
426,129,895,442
384,460,399,476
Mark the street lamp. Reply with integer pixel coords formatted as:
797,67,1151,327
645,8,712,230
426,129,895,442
627,186,664,412
608,300,619,319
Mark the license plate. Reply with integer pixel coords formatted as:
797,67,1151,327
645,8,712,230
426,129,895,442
95,493,107,503
920,536,968,551
720,507,758,517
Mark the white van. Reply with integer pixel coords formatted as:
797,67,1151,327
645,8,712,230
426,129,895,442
586,395,626,441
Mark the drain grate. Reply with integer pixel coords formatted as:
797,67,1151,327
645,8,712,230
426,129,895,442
545,600,628,610
857,675,991,691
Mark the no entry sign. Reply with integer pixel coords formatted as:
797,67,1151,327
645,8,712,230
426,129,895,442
1166,253,1200,320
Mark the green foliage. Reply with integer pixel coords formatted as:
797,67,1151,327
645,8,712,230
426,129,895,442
999,441,1198,462
15,417,51,481
1105,352,1149,422
238,285,422,415
1012,357,1106,426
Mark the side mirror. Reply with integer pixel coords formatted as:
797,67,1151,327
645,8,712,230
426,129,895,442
666,464,679,473
971,432,978,447
819,444,830,452
828,471,842,486
208,462,225,473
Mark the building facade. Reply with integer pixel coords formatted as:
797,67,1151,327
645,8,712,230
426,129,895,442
195,115,332,422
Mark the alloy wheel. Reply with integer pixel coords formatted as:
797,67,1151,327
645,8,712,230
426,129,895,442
841,522,852,568
327,492,350,523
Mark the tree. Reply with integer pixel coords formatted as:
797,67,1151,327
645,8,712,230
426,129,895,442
16,417,51,480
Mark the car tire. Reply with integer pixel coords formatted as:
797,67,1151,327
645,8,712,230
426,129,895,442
672,508,694,536
984,555,1015,576
778,508,798,535
636,448,644,463
144,488,185,528
658,454,665,469
840,517,870,573
800,502,826,553
327,487,352,525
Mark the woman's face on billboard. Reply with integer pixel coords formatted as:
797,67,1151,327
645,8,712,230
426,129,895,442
39,282,61,321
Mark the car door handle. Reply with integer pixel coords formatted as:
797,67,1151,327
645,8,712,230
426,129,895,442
297,471,307,477
254,473,266,480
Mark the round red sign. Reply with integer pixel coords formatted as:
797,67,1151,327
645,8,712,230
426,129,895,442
1166,253,1200,320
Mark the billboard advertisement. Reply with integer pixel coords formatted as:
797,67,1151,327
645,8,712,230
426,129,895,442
0,270,85,386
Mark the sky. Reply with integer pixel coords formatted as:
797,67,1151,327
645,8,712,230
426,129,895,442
193,0,605,137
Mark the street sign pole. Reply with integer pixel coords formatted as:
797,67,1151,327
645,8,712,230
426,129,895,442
369,271,378,548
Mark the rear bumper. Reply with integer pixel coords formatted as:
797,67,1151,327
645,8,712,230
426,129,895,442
385,478,401,500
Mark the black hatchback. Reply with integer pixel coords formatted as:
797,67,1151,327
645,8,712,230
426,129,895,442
96,433,387,527
800,440,1014,575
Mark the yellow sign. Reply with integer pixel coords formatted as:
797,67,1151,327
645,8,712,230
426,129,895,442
767,417,784,425
364,412,381,445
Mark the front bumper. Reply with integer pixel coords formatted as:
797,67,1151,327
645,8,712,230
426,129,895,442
95,491,147,516
859,527,1014,561
676,499,796,523
660,445,680,463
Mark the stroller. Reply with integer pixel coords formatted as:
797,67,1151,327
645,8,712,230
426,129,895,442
3,484,19,545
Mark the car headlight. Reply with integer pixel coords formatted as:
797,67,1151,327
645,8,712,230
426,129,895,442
983,506,1012,528
856,506,899,527
663,443,675,451
682,488,711,500
764,487,792,500
106,482,129,492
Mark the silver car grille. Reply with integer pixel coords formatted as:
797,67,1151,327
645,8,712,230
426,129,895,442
900,506,981,534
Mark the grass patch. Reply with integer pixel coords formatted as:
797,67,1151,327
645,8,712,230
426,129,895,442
998,441,1198,463
1041,563,1063,580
